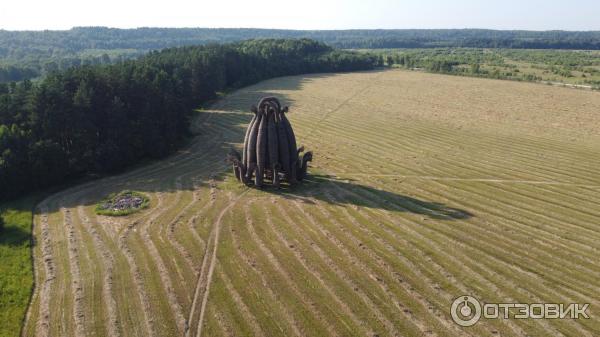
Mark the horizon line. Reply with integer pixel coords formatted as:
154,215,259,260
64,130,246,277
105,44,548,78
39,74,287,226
2,26,600,33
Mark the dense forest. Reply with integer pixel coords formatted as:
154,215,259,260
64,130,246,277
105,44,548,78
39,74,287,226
2,28,600,82
3,27,600,53
0,39,375,200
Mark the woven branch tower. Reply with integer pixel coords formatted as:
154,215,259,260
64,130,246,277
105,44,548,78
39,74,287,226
228,97,312,188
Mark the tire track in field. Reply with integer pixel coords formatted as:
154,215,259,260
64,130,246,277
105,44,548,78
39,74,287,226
112,146,220,333
156,168,219,296
341,174,600,189
305,71,385,139
188,188,225,336
24,110,242,336
158,172,218,308
190,190,248,337
164,165,226,287
140,171,206,322
186,179,219,337
127,162,222,335
170,171,224,291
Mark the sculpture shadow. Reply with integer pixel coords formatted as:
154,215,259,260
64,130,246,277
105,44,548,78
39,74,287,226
261,174,473,221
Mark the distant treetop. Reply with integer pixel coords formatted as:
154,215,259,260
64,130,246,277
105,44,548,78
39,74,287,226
2,27,600,55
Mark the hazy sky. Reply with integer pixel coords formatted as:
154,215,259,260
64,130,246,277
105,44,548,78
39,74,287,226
1,0,599,31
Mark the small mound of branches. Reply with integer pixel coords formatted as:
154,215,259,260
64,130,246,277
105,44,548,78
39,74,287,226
228,97,313,188
95,190,150,216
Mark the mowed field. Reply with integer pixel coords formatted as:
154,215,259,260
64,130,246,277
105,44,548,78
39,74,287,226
22,69,600,337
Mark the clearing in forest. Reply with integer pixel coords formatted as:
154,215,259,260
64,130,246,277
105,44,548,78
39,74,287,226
23,69,600,337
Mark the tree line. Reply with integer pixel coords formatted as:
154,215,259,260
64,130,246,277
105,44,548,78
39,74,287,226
3,28,600,54
3,28,600,82
0,39,375,201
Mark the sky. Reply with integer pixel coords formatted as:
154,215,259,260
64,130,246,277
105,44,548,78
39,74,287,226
1,0,599,31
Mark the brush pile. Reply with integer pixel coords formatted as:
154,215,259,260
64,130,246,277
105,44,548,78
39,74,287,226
95,190,150,216
228,97,312,188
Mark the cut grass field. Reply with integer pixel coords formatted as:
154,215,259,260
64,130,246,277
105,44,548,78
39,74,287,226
20,69,600,337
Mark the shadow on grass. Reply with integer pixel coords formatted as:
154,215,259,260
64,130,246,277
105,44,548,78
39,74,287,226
257,173,473,220
0,198,35,247
39,70,394,213
0,226,31,247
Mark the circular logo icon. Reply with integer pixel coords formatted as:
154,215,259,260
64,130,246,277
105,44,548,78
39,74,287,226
451,295,482,327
